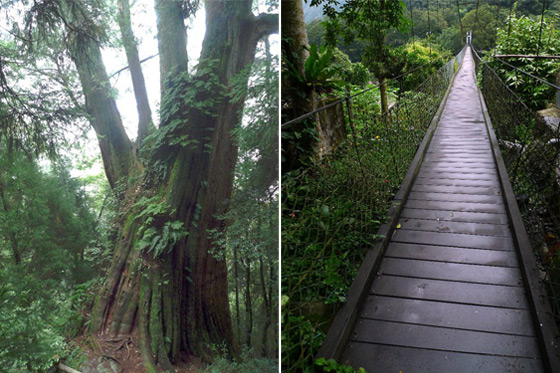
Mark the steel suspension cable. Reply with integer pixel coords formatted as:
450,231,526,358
427,0,432,57
474,0,480,45
536,0,549,56
506,0,515,49
409,0,415,50
456,0,464,44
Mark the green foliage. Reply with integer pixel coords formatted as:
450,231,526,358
134,197,188,257
143,59,226,166
202,346,277,373
0,149,98,370
316,358,366,373
306,18,370,62
434,26,463,53
462,4,501,51
330,48,371,87
486,13,560,109
321,0,409,78
392,41,451,91
350,63,370,86
0,269,66,371
285,44,344,93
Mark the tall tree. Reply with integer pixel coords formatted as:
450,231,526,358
4,0,277,369
321,0,408,118
281,0,317,171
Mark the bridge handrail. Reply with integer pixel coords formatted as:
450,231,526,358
473,46,560,370
473,47,560,91
282,46,467,128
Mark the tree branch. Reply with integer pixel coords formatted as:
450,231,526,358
254,13,279,41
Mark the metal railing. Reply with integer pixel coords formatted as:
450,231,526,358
281,46,466,372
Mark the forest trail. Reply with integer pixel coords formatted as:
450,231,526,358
339,48,545,372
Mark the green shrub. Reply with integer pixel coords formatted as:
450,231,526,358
486,13,560,110
202,347,278,373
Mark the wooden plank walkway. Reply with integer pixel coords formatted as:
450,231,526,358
338,48,545,372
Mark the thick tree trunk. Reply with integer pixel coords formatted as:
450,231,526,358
116,0,154,146
68,33,137,189
154,0,188,101
281,0,316,172
88,0,277,368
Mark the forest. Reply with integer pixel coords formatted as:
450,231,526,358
0,0,278,372
282,0,560,372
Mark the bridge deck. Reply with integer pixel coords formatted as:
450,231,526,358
338,48,545,371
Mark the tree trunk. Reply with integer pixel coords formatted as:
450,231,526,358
281,0,316,172
116,0,154,147
68,32,138,189
244,258,252,349
86,0,277,368
259,257,271,357
234,244,241,340
269,260,276,358
380,77,389,123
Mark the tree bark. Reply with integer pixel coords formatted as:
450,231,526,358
259,257,271,357
87,0,278,367
244,258,253,348
154,0,188,101
67,32,138,189
281,0,316,172
380,77,389,123
116,0,154,147
234,244,241,340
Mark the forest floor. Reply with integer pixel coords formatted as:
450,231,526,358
70,333,206,373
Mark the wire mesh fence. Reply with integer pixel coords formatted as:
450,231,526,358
281,47,465,372
473,50,560,333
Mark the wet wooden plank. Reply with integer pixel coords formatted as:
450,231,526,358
400,208,509,224
392,230,514,250
371,275,529,309
413,176,501,188
397,218,511,237
360,295,535,335
425,150,493,156
419,167,498,175
341,343,544,373
412,183,502,195
380,258,522,286
386,242,518,267
351,319,541,357
422,155,496,162
421,161,496,169
428,146,492,151
408,191,503,204
417,170,497,180
405,199,506,214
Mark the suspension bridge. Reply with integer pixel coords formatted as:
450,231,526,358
283,40,560,371
317,45,558,372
